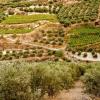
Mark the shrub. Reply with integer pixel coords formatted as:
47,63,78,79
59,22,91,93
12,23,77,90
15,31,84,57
54,50,64,57
92,53,98,58
83,53,87,58
77,51,81,56
72,50,76,54
8,9,14,15
87,48,93,52
83,64,100,96
92,51,95,55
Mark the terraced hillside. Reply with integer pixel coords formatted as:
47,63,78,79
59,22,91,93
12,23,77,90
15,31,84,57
0,0,100,100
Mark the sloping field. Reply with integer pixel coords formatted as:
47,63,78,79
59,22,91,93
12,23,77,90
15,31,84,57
2,14,58,24
68,25,100,52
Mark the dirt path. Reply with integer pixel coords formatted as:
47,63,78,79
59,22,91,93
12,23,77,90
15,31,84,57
45,81,92,100
59,81,92,100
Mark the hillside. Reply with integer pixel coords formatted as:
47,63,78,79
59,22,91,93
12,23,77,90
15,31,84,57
0,0,100,100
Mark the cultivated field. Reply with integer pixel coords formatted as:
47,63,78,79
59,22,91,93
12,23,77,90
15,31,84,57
2,14,58,24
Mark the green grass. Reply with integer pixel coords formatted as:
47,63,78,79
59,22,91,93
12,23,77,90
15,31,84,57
2,14,58,24
69,33,100,47
68,25,100,47
0,28,33,35
70,25,100,34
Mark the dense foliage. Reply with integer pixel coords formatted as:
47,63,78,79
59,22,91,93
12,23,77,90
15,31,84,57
83,63,100,96
0,61,99,99
57,0,100,26
0,61,82,100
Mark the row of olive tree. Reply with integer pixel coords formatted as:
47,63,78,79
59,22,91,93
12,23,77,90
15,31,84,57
57,0,100,27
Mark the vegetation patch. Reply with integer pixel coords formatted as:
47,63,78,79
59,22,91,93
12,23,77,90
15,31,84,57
68,25,100,52
0,27,33,34
69,25,100,34
0,61,82,100
2,14,58,24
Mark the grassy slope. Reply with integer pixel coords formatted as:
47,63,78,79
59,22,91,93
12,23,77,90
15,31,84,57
2,14,58,24
70,25,100,34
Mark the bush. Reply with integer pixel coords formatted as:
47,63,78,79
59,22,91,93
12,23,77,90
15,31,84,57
92,53,98,58
54,50,64,57
77,51,81,56
83,64,100,96
34,7,48,13
83,53,87,58
24,8,34,12
72,50,76,54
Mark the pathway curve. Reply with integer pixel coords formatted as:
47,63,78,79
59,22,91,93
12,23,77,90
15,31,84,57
44,81,92,100
6,37,65,51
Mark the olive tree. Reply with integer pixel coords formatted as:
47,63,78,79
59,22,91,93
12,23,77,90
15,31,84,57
0,62,33,100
